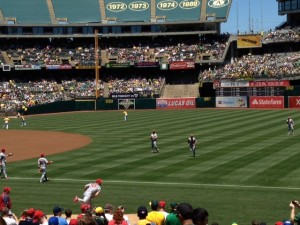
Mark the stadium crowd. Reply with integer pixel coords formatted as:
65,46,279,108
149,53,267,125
0,185,299,225
199,52,300,81
0,77,164,113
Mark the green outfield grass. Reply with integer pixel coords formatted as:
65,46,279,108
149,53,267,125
2,109,300,225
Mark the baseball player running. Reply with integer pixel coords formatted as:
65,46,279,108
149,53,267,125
188,134,197,157
38,153,53,183
74,178,102,208
0,149,13,179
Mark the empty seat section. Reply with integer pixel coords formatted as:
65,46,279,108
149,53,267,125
0,0,51,24
52,0,101,23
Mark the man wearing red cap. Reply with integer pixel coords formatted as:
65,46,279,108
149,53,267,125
38,153,53,183
74,178,102,208
0,187,12,213
0,148,13,179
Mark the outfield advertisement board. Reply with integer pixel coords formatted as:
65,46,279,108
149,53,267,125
216,97,247,108
156,98,195,109
249,96,284,108
288,96,300,108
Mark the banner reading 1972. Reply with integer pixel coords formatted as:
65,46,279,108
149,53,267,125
156,98,195,109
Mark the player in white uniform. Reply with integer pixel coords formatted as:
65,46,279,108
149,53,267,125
0,149,13,179
150,130,159,153
188,134,197,157
38,153,53,183
74,178,102,208
287,117,295,135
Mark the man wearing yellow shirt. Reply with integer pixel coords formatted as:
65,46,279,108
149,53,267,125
146,200,165,225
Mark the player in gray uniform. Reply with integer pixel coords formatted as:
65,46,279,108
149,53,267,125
0,149,13,179
150,130,159,153
38,153,53,183
74,178,102,208
188,134,197,157
287,117,295,135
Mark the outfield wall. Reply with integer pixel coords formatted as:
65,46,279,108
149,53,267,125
26,96,300,115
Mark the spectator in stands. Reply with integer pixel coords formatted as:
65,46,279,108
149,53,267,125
176,203,193,225
108,208,127,225
165,203,181,225
192,207,209,225
104,204,114,222
289,200,300,224
146,200,165,225
158,201,168,219
136,206,151,225
64,209,73,224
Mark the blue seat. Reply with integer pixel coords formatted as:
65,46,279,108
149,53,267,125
0,0,50,24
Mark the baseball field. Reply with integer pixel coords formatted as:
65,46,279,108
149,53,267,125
1,108,300,225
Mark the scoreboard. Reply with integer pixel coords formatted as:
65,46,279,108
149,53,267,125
215,86,285,96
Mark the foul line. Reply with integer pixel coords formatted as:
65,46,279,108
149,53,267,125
8,177,300,191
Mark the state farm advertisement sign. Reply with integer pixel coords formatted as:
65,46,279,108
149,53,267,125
249,96,284,108
156,98,196,109
289,96,300,108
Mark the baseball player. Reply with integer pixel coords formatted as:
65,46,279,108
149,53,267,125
150,130,159,153
188,134,197,157
3,116,9,129
287,117,295,135
21,114,27,127
74,178,102,208
123,110,128,121
38,153,53,183
0,149,13,179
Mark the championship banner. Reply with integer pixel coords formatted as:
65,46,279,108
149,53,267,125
134,62,158,68
15,65,41,70
156,98,196,109
169,61,195,70
249,96,284,108
288,96,300,108
249,80,290,87
237,35,262,49
46,65,72,69
216,97,247,108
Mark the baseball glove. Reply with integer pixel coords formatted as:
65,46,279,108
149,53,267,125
8,153,13,156
38,168,43,173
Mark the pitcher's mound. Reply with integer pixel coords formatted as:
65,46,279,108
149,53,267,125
0,130,91,162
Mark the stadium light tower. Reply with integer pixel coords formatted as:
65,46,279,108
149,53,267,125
95,29,100,99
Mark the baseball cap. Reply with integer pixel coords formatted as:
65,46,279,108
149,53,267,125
80,204,90,213
53,206,63,214
1,149,5,153
159,201,166,208
33,210,44,223
105,204,113,211
275,222,283,225
95,207,104,214
69,219,78,225
149,200,159,209
48,216,59,225
27,208,35,217
170,202,178,210
137,206,148,217
96,179,102,184
283,221,292,225
232,222,238,225
40,153,45,157
3,187,11,193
